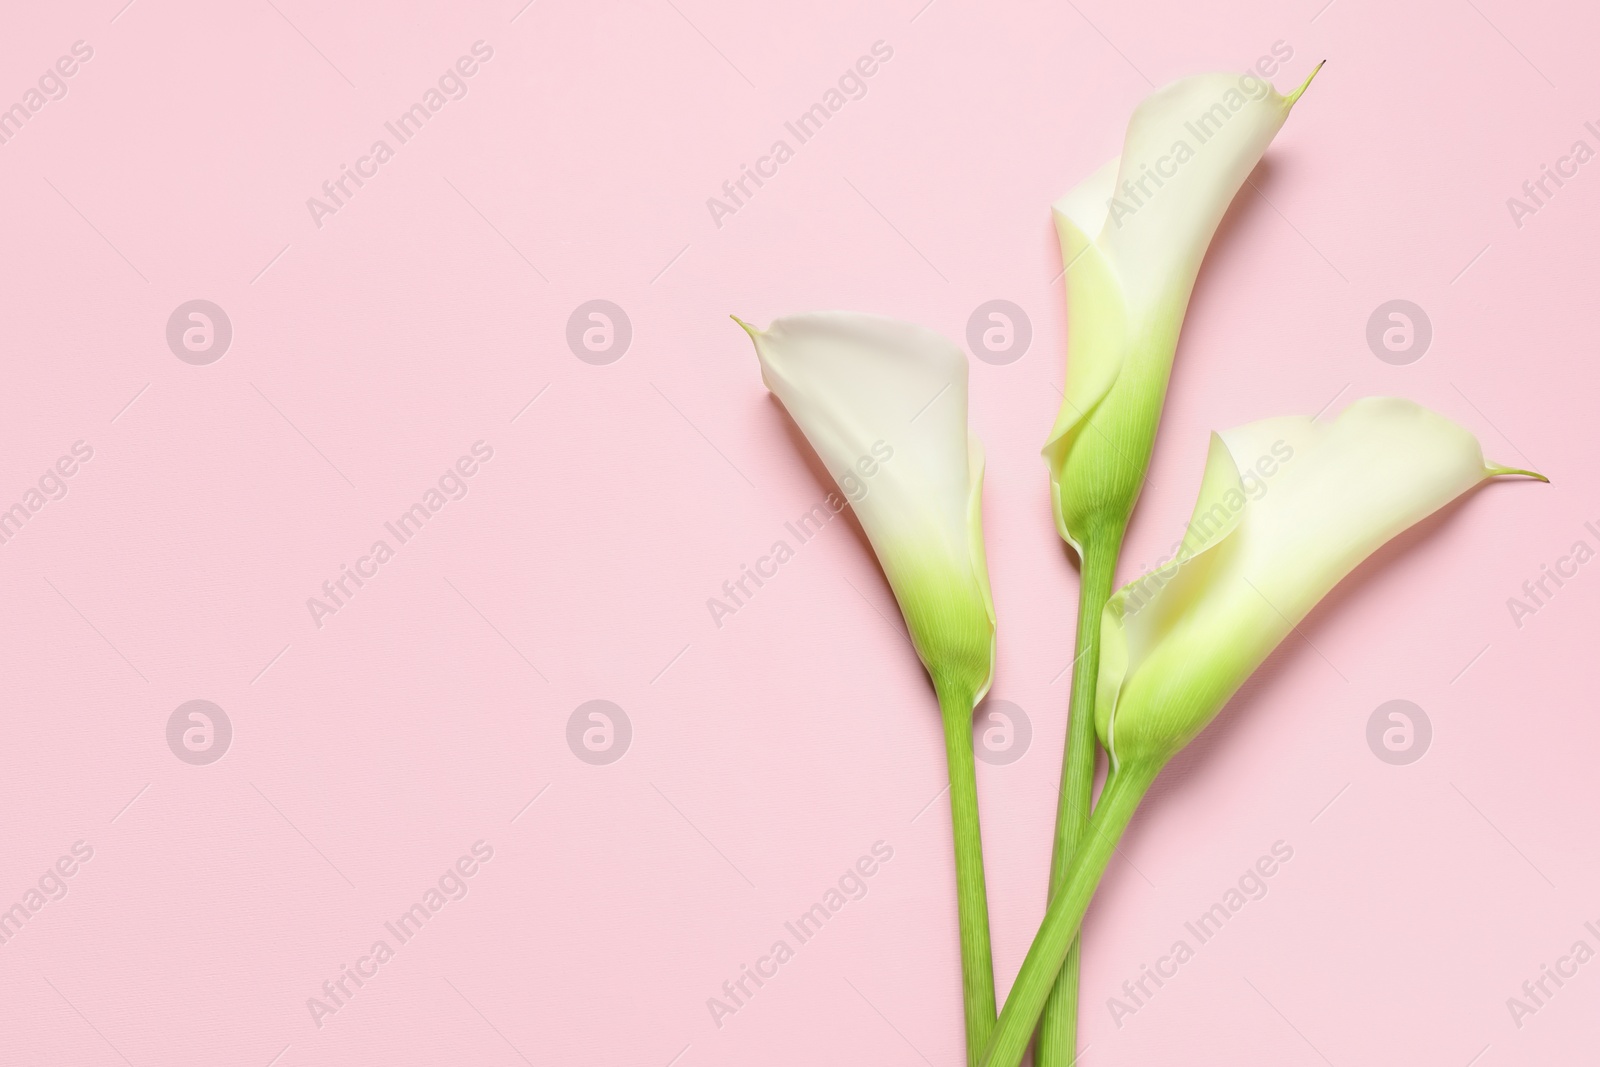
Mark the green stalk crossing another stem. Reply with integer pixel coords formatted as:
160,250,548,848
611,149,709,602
982,758,1160,1067
1035,527,1124,1066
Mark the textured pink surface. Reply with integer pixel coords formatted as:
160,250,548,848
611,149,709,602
1,1,1595,1064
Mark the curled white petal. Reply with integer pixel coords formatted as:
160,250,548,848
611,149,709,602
1097,396,1542,766
740,311,996,700
1045,67,1318,547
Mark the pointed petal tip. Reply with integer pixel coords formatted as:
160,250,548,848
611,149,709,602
1487,464,1550,483
1285,60,1326,107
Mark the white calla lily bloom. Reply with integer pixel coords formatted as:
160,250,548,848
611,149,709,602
1096,396,1544,767
737,311,996,702
1046,65,1320,548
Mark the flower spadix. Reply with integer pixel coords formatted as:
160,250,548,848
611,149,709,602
1097,397,1546,769
1044,65,1320,550
736,311,996,703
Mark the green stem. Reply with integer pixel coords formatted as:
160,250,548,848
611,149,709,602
1036,526,1125,1067
980,758,1160,1067
938,682,997,1067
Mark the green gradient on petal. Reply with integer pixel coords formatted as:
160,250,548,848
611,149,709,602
1097,398,1546,770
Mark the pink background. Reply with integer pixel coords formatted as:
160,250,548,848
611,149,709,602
1,0,1595,1064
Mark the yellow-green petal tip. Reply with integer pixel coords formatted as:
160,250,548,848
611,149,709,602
1487,464,1550,483
1285,59,1326,107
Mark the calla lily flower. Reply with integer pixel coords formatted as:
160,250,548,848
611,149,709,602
983,398,1544,1067
1036,65,1319,1066
737,312,996,701
1044,65,1320,546
1096,397,1544,767
736,310,999,1064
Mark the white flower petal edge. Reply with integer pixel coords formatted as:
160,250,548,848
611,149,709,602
1045,65,1321,549
1095,396,1546,768
737,311,996,703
